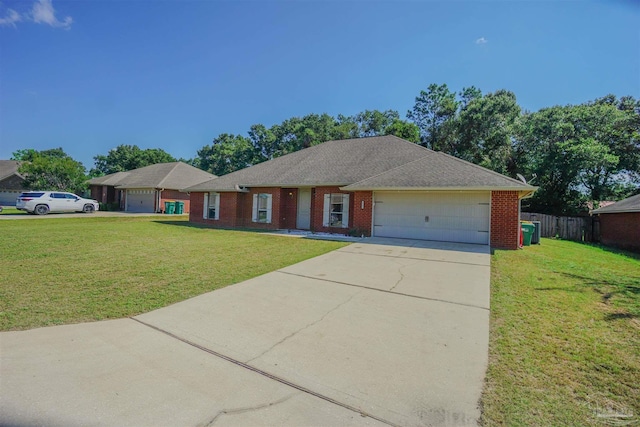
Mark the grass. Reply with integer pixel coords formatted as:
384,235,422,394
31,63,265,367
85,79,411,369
481,238,640,426
0,216,347,331
0,207,26,215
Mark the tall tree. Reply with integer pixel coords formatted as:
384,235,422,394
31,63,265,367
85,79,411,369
196,134,256,176
92,145,176,175
407,83,458,150
455,90,521,174
516,99,640,214
384,119,420,143
12,148,87,194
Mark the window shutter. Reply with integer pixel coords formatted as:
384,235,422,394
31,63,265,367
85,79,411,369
323,194,330,227
266,194,272,223
252,194,258,222
342,194,350,228
203,193,209,219
214,194,220,220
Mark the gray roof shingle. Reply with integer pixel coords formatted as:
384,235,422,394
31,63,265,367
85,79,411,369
186,136,535,193
0,160,22,181
87,162,216,190
592,193,640,214
342,152,534,190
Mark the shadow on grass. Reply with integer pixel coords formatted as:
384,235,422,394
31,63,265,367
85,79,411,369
536,271,640,319
581,241,640,261
152,220,273,234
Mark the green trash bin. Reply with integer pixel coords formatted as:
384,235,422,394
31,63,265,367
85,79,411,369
174,201,184,215
521,222,535,246
164,201,175,215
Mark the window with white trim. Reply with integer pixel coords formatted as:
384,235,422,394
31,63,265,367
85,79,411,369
252,193,272,223
323,193,349,228
203,192,220,220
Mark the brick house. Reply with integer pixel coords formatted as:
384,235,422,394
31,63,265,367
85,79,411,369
185,136,536,249
88,162,216,213
0,160,26,207
592,194,640,252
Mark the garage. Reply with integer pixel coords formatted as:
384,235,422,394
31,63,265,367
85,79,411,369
126,189,156,213
0,190,20,207
373,191,491,244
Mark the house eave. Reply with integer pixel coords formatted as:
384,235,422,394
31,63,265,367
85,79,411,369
339,186,538,193
592,209,640,215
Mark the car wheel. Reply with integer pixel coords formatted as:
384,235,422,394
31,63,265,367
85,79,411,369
35,204,50,215
83,204,95,213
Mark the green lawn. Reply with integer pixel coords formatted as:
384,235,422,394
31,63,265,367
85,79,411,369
481,238,640,426
0,217,347,330
0,207,26,215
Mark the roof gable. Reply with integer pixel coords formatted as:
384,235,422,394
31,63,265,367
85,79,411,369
0,160,23,182
186,136,433,192
185,135,536,193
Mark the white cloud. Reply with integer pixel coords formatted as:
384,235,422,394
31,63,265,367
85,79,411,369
0,0,72,29
0,8,22,27
475,37,488,45
31,0,72,29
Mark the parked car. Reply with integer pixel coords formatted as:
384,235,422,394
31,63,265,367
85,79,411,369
16,191,99,215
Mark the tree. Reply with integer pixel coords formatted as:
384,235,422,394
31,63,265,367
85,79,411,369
515,99,640,215
384,119,420,143
196,134,257,176
12,148,87,194
454,90,521,174
92,145,176,175
407,83,458,150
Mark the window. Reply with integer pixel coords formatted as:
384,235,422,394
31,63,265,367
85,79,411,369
203,192,219,220
252,193,272,223
323,193,349,228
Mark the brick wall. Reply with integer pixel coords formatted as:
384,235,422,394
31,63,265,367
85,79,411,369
352,191,373,236
490,191,520,250
160,190,191,213
238,187,282,230
189,192,205,224
311,186,354,234
599,213,640,252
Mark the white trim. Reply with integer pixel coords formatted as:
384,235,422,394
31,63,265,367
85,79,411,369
342,194,350,228
322,194,330,227
252,194,258,222
203,193,209,219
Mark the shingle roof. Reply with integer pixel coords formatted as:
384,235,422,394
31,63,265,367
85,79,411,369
592,193,640,214
185,136,535,193
87,162,216,190
342,152,534,191
187,135,431,191
0,160,23,181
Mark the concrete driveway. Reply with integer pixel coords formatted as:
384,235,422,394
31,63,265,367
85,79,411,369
1,238,490,427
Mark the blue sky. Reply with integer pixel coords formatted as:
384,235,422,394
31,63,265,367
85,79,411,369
1,0,639,170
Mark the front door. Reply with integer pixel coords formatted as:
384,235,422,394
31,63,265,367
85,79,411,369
296,188,311,229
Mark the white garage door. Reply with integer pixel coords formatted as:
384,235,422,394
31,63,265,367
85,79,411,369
373,191,490,244
126,189,156,213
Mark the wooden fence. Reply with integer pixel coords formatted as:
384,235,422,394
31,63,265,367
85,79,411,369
521,212,600,242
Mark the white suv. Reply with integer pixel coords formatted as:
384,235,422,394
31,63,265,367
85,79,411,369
16,191,100,215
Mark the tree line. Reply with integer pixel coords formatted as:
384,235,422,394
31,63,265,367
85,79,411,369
11,84,640,216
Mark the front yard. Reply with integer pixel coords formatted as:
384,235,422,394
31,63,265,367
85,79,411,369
0,216,347,331
481,239,639,426
1,217,638,425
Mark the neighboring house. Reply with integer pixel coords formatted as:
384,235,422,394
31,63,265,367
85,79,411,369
0,160,26,206
185,136,536,249
592,193,640,252
88,162,216,213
